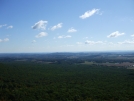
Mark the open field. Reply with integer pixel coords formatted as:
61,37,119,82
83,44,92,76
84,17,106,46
81,61,134,69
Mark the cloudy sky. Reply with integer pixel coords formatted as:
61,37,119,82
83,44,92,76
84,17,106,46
0,0,134,53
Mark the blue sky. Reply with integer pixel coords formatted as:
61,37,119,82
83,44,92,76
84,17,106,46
0,0,134,53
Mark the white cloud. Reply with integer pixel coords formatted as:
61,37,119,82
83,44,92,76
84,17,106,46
3,38,9,42
96,11,103,15
67,44,74,47
0,24,7,28
109,42,114,45
35,32,47,38
77,42,83,45
83,37,89,39
0,38,9,42
51,23,62,30
118,40,134,44
68,27,77,33
79,9,99,19
131,34,134,37
0,24,13,29
32,20,48,30
58,36,63,39
85,40,103,45
65,35,71,38
32,40,36,43
7,25,13,29
58,35,71,39
107,31,125,38
53,37,56,39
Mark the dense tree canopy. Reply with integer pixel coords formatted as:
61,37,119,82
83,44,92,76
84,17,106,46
0,61,134,101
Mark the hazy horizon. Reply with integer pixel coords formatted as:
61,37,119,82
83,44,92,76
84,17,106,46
1,50,134,54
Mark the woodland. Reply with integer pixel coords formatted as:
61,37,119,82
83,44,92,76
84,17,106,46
0,52,134,101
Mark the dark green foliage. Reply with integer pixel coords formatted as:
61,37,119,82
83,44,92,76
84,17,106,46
0,62,134,101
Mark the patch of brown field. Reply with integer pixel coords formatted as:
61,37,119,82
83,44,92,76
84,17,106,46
81,61,94,65
81,61,134,69
101,62,134,67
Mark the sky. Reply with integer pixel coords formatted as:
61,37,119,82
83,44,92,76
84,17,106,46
0,0,134,53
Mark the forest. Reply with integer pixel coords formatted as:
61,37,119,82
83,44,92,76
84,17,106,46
0,52,134,101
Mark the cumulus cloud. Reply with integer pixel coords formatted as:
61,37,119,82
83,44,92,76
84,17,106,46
77,42,83,45
32,40,36,43
58,36,63,39
58,35,71,39
131,34,134,37
51,23,62,30
0,24,7,28
107,31,125,38
0,38,9,42
35,32,47,38
53,37,56,39
79,9,99,19
118,40,134,44
7,25,13,29
67,44,74,47
85,40,103,45
83,37,89,39
65,35,71,38
32,20,48,30
68,27,77,33
3,38,9,42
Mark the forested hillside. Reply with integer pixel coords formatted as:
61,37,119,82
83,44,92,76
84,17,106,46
0,61,134,101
